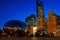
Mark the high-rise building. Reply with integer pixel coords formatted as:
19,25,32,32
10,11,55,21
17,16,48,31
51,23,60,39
37,0,44,29
25,14,36,27
37,0,47,34
25,0,47,36
25,14,37,35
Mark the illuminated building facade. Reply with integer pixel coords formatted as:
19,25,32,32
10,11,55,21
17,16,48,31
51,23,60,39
47,10,60,36
3,0,60,37
25,14,36,26
25,1,47,36
37,1,44,30
37,1,47,34
25,1,60,36
25,14,37,35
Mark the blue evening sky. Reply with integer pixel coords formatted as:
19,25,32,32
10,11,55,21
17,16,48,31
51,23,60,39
0,0,60,29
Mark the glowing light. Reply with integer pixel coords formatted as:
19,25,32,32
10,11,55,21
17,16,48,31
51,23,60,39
33,26,37,35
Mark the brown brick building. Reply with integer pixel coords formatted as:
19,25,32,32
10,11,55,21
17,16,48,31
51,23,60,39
47,10,60,36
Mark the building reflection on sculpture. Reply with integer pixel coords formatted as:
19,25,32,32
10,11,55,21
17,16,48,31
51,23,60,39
0,0,60,37
3,20,28,37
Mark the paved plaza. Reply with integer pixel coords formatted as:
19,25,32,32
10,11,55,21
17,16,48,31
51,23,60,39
0,36,60,40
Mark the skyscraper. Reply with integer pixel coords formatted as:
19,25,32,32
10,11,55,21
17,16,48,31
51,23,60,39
37,0,44,30
25,0,47,36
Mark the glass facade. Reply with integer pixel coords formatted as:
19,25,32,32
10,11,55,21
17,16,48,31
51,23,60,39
25,14,36,26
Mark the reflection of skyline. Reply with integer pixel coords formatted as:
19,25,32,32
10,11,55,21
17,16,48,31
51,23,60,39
4,20,28,29
0,0,60,29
